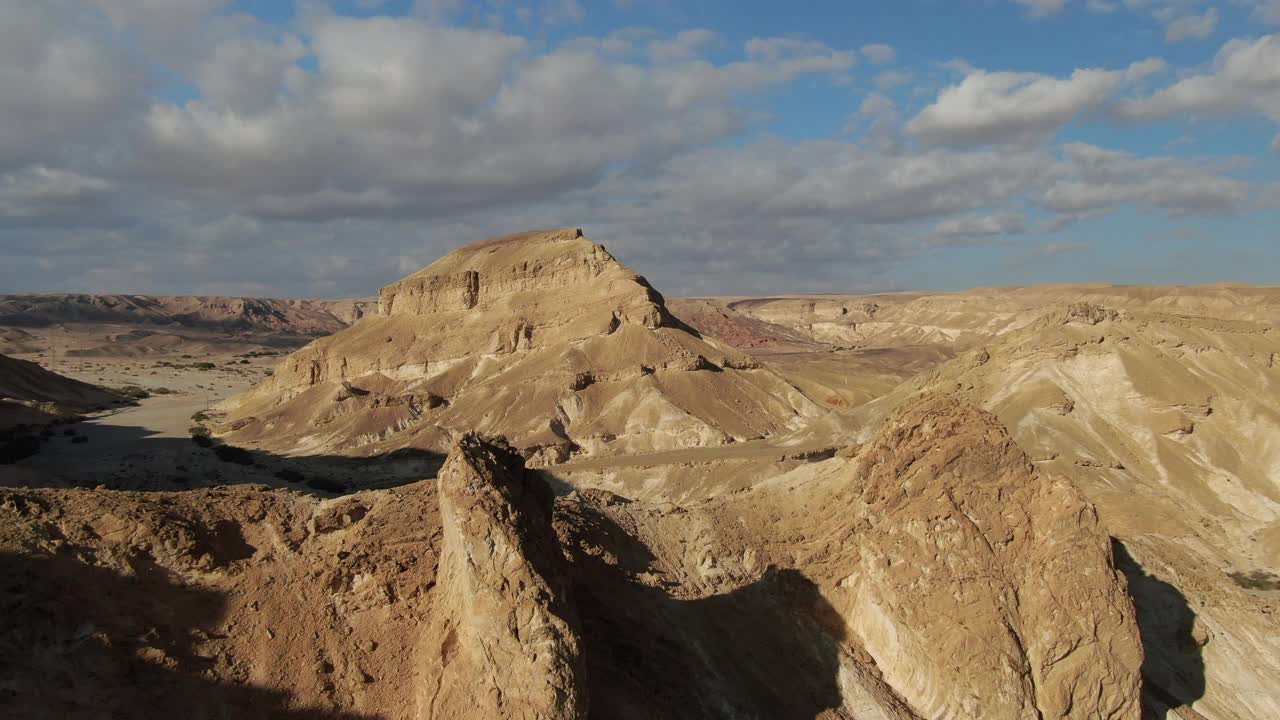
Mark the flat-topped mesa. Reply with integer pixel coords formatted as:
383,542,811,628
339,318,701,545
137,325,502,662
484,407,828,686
224,228,821,460
378,228,670,329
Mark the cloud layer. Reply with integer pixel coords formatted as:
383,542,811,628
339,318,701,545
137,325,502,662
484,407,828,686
0,0,1276,297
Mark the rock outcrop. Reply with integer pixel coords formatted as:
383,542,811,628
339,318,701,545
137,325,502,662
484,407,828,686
822,302,1280,720
829,396,1143,719
420,434,586,719
225,229,822,461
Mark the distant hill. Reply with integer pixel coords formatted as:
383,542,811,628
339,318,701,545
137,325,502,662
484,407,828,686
0,293,376,334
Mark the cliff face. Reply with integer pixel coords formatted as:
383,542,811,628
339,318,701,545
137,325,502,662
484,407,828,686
225,229,822,462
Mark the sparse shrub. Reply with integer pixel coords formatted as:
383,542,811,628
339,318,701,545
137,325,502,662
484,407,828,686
116,385,151,400
212,445,254,466
1229,569,1280,591
152,387,174,395
189,425,212,447
192,362,216,370
191,411,209,423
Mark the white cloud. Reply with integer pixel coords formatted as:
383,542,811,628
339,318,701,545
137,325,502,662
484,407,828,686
861,43,895,65
1164,8,1218,43
0,1,143,170
932,211,1027,244
1117,35,1280,126
907,59,1166,146
0,1,1275,297
648,29,718,62
1041,143,1251,215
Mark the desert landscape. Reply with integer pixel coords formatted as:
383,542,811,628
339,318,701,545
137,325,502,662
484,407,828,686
1,228,1276,719
5,2,1280,716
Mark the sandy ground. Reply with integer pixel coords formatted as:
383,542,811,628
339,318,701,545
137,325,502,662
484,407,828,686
1,355,445,494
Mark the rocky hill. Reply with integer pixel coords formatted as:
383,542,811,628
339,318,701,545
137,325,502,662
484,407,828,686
0,394,1145,718
816,300,1280,719
223,229,822,462
0,293,360,335
0,353,122,428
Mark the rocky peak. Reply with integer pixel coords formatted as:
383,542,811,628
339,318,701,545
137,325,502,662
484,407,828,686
379,228,669,329
420,433,587,719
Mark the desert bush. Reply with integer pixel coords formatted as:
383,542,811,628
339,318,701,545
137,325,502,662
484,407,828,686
192,362,216,370
116,385,151,400
213,445,254,466
191,411,209,423
189,425,212,447
1228,569,1280,591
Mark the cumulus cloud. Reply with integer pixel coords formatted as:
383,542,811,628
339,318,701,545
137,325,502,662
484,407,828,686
0,1,1275,297
1117,34,1280,126
931,212,1027,244
1164,8,1218,43
140,19,854,222
1041,143,1251,215
0,1,143,171
907,59,1166,146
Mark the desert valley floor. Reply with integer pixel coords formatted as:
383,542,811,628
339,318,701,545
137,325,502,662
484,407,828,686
1,229,1277,719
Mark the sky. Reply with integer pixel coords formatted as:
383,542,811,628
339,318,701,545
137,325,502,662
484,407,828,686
1,0,1278,298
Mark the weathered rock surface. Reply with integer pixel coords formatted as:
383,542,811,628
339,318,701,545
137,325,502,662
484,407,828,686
225,229,822,461
819,302,1280,720
421,434,586,719
0,395,1146,719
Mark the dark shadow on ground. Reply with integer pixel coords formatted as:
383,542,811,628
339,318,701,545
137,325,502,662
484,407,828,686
0,551,381,720
556,499,852,720
0,416,444,497
1112,539,1207,719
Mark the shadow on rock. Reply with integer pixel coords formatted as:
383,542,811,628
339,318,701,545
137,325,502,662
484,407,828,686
0,551,380,720
559,502,849,720
1112,539,1207,719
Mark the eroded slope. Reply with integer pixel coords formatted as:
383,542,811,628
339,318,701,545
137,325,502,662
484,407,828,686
225,229,822,462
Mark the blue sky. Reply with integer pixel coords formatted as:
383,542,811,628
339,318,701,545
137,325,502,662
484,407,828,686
0,0,1277,297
